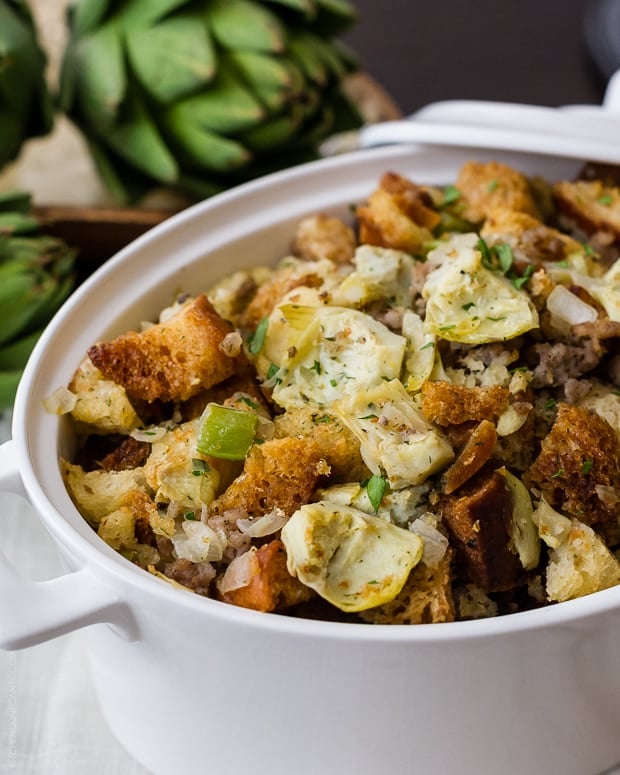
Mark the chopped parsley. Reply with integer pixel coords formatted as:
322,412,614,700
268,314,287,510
191,458,210,476
239,396,259,410
550,468,564,479
581,459,593,474
487,179,498,192
184,511,196,520
365,473,387,513
461,302,476,312
441,185,461,206
266,363,282,384
419,341,435,350
598,194,613,206
543,398,557,410
248,316,269,355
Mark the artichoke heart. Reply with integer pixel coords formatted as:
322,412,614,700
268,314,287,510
281,501,424,612
333,379,454,489
423,234,539,344
271,306,406,409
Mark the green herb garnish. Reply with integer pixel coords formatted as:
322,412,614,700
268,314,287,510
248,317,269,355
366,474,387,513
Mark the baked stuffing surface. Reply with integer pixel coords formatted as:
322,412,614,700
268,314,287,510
52,160,620,623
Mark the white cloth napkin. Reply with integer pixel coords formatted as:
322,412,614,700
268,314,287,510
0,414,150,775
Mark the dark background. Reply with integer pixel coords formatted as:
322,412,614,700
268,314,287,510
343,0,608,114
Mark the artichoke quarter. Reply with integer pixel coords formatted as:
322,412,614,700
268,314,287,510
0,0,53,168
0,192,76,410
59,0,363,203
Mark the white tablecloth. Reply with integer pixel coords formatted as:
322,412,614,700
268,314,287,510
0,412,149,775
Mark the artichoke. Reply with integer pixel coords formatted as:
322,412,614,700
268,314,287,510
0,192,76,410
59,0,362,202
0,0,53,169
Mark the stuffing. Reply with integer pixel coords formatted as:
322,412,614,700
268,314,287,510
61,460,146,525
291,213,356,264
526,403,620,528
57,160,620,624
420,381,510,426
554,179,620,242
210,436,328,518
218,540,313,612
481,209,582,262
358,549,454,624
356,172,439,255
88,295,236,403
456,160,540,223
533,499,620,602
98,436,151,472
439,469,522,593
441,419,497,495
69,357,141,434
273,407,369,482
143,421,220,510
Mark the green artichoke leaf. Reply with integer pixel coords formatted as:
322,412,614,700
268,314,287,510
125,12,216,104
0,1,52,164
0,191,32,213
167,65,265,134
0,270,45,347
0,213,39,235
114,0,192,29
163,112,251,173
0,327,42,370
105,89,179,183
72,22,127,125
86,136,153,204
0,369,22,411
240,101,307,151
70,0,116,36
225,50,304,112
287,32,329,85
208,0,287,53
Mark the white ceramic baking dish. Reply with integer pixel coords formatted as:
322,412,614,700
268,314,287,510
1,144,619,775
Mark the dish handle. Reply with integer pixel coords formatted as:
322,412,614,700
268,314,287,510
0,440,137,650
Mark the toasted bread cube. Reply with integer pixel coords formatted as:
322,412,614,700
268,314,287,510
456,161,540,223
210,436,328,518
421,381,509,426
218,540,313,612
292,213,357,264
88,295,235,403
554,180,620,241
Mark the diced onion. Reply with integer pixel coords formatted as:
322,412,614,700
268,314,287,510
171,520,226,563
237,507,288,537
130,425,168,443
218,549,257,593
42,386,77,415
546,285,598,334
409,515,449,567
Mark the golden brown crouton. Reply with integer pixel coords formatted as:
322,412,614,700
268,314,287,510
273,407,369,482
210,437,328,518
442,419,497,495
291,213,357,264
219,540,313,612
554,180,620,242
421,382,509,427
358,549,455,624
356,172,440,255
482,209,582,262
88,296,235,403
439,468,522,593
456,161,540,223
526,403,620,527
